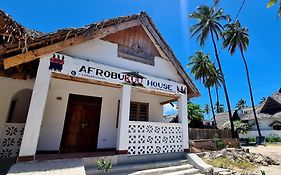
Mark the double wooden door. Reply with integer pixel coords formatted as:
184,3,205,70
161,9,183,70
60,94,102,153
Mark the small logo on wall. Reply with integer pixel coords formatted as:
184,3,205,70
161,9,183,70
49,54,65,72
177,85,187,94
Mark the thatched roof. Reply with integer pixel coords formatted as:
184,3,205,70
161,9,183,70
214,91,281,129
0,10,199,97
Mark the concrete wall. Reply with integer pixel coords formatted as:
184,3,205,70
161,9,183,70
60,39,183,83
249,118,281,130
8,89,33,123
37,78,167,151
240,130,281,138
0,77,34,141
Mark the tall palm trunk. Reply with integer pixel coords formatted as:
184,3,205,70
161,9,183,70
210,29,235,138
240,47,262,137
215,83,220,114
207,86,217,127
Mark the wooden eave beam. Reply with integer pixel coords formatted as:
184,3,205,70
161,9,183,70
160,98,178,105
3,18,141,69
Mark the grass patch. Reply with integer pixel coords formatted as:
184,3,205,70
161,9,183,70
203,156,257,172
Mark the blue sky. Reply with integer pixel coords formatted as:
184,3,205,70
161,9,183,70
2,0,281,118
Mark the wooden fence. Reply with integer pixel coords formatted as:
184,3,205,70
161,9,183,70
189,128,234,140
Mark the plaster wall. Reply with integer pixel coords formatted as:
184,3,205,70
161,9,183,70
0,77,34,142
37,78,166,151
60,39,184,83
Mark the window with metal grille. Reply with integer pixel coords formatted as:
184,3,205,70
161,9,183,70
129,102,149,121
116,101,149,128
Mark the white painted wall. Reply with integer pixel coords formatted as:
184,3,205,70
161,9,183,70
249,118,281,130
9,89,33,123
38,78,166,151
240,130,281,138
0,77,34,142
59,39,183,83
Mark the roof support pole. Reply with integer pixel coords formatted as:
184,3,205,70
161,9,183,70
116,85,131,154
17,55,51,162
178,94,189,152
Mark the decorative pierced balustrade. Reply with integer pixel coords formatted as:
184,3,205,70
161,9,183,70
128,121,183,155
0,123,25,158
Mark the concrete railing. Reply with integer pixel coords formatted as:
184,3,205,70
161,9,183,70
0,123,25,158
128,121,183,155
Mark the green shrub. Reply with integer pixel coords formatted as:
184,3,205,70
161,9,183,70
96,158,112,174
248,137,256,142
212,134,226,150
266,134,281,143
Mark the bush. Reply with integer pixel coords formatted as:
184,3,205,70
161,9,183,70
266,134,281,143
96,158,112,174
212,134,226,150
248,137,256,142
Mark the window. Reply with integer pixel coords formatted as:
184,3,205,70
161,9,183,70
116,101,149,127
129,102,149,121
273,125,281,130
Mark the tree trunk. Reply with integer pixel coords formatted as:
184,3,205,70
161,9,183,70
240,48,262,137
210,29,235,138
215,83,220,114
207,86,217,128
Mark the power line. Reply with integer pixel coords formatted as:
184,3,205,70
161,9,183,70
218,0,247,55
234,0,246,21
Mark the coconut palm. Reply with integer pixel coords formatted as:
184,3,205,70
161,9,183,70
205,104,210,115
187,51,221,126
189,2,235,137
267,0,281,18
236,99,247,110
222,20,262,137
188,51,218,127
260,97,267,104
209,68,222,114
215,102,225,113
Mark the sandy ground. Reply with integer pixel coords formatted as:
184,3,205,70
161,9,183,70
243,145,281,175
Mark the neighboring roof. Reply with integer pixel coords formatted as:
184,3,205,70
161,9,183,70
213,112,232,129
214,91,281,129
0,10,199,97
269,120,281,127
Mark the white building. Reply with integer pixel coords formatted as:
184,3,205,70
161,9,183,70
0,11,199,162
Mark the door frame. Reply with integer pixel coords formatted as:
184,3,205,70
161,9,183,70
59,93,102,153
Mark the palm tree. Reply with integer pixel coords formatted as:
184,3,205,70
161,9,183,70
189,2,235,137
188,51,217,127
205,104,210,115
236,99,247,110
267,0,281,18
209,68,222,115
260,97,267,104
222,20,262,137
215,102,225,113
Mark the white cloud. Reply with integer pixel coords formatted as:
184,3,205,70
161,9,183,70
163,103,178,115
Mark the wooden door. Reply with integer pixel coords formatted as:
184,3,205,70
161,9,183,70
60,94,102,153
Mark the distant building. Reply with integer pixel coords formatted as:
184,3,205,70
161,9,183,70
214,90,281,138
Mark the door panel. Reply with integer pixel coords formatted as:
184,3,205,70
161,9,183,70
60,94,102,153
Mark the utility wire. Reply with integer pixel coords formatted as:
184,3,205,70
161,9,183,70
218,0,247,55
234,0,246,21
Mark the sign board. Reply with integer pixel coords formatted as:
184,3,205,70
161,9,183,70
48,54,187,95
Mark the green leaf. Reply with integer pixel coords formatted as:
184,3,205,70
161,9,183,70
267,0,277,8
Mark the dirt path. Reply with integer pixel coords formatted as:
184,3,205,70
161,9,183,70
243,145,281,175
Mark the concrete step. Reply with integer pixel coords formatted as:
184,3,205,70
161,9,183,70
86,159,190,175
162,168,200,175
128,164,194,175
